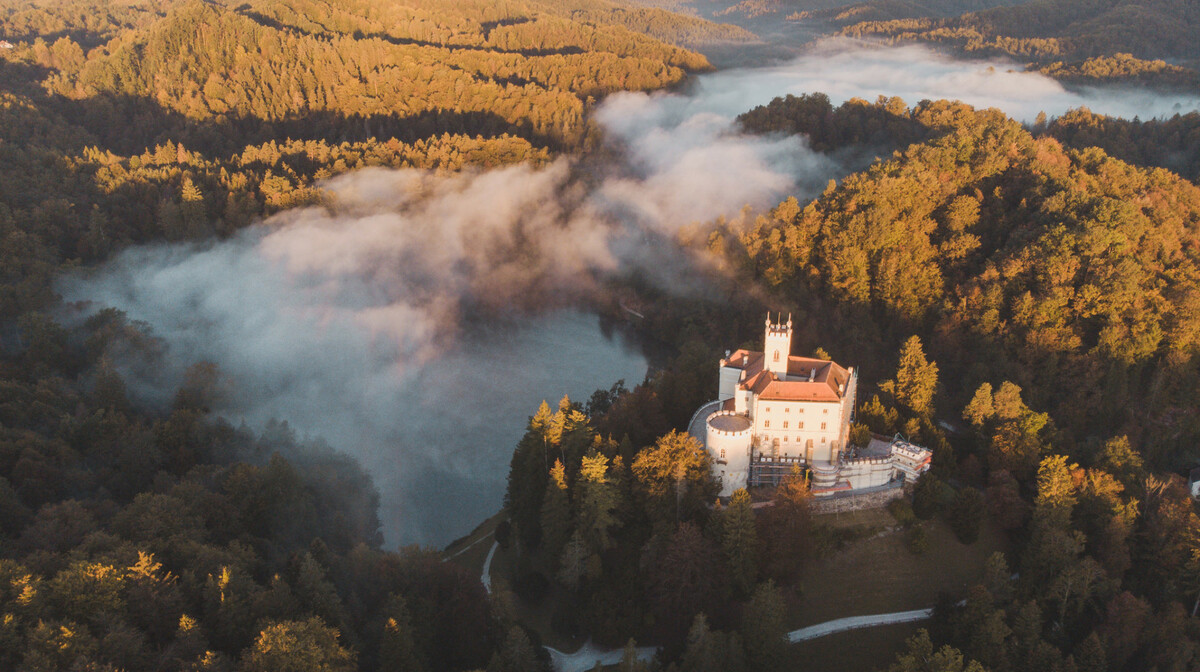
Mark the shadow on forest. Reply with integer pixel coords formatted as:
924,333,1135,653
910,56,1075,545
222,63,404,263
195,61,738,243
237,8,584,57
12,85,560,158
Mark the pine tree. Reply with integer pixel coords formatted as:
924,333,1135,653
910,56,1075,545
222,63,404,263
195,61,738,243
718,488,758,598
963,383,994,430
379,595,424,672
679,613,746,672
742,580,787,672
577,450,619,551
558,530,589,592
539,459,571,565
948,487,986,544
487,626,545,672
880,335,938,417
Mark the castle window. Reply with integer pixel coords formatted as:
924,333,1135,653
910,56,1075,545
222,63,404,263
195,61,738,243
821,437,826,443
764,420,770,428
795,436,801,442
799,422,804,429
783,436,788,442
821,422,827,430
773,350,780,362
720,449,726,459
823,408,828,414
783,421,789,429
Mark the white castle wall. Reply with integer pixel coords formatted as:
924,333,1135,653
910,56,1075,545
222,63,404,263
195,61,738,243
839,456,896,489
706,410,753,497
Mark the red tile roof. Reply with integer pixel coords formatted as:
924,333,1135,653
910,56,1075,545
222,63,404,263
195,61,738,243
721,350,852,403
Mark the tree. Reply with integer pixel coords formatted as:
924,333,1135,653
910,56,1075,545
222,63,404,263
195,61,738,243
487,626,546,672
948,487,986,544
912,473,944,520
238,618,355,672
1022,456,1085,595
632,430,717,531
617,638,654,672
1074,631,1107,672
577,450,620,552
741,580,787,672
1096,435,1144,489
717,489,759,598
1033,455,1077,529
963,383,993,430
880,336,938,417
679,613,745,672
646,522,725,651
539,459,571,565
759,465,811,583
558,530,590,592
887,630,987,672
378,595,424,672
984,470,1028,530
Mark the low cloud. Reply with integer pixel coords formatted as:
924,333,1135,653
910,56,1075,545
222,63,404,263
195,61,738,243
694,38,1200,123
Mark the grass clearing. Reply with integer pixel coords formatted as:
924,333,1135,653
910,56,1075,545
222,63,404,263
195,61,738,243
792,514,1008,627
442,510,505,575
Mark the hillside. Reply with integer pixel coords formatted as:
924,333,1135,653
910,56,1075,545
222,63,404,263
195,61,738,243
838,0,1200,89
728,95,1200,467
0,0,740,321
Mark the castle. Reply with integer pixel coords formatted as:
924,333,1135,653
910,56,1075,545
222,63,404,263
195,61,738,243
688,314,932,498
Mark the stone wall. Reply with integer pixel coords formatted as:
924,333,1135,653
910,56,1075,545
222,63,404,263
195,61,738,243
810,484,906,514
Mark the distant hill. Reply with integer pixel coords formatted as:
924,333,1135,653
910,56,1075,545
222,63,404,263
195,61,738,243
838,0,1200,89
0,0,737,318
789,0,1026,23
4,0,748,150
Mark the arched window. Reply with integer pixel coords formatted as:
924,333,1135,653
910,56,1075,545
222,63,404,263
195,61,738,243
773,350,780,362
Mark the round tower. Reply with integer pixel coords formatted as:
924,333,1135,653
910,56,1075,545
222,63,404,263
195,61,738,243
706,410,753,497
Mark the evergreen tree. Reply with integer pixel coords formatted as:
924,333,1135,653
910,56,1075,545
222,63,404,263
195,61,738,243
577,450,620,552
539,459,571,566
759,465,811,583
912,472,944,520
880,335,939,417
680,613,745,672
378,595,424,672
487,626,545,672
718,489,759,598
558,530,590,592
741,580,787,672
948,487,986,544
887,630,986,672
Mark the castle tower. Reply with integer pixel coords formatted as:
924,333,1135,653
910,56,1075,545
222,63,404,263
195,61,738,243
764,313,792,378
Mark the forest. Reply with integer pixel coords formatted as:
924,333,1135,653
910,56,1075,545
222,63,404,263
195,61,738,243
0,0,743,669
4,0,1200,669
835,0,1200,90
